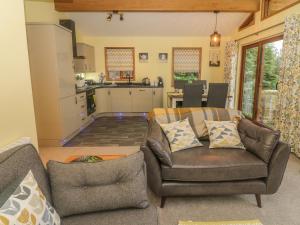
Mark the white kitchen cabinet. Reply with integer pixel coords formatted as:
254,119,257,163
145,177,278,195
73,58,88,73
110,88,132,112
75,43,95,73
95,88,111,113
131,88,153,112
26,23,78,146
76,92,87,126
55,27,76,98
60,96,80,139
152,88,163,108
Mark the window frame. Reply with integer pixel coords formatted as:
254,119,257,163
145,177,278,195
172,47,202,86
261,0,300,20
238,35,284,125
105,47,135,81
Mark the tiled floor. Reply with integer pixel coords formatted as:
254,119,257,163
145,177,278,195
65,116,148,147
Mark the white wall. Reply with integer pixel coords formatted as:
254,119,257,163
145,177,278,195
0,0,38,149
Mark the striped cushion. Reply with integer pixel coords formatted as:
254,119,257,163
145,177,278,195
148,108,243,138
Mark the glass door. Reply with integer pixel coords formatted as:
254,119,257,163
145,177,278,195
239,44,259,119
239,36,283,127
256,38,283,127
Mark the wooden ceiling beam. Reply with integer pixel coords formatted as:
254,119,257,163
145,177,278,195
54,0,260,12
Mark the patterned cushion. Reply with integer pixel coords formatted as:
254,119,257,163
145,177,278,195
0,171,60,225
159,118,203,152
149,108,243,138
205,120,245,149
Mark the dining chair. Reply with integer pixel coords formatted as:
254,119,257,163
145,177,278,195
193,80,207,90
206,83,229,108
183,83,203,107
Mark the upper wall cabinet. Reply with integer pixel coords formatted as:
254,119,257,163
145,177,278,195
74,43,96,73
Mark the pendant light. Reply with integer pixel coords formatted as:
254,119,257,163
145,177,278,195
210,11,221,47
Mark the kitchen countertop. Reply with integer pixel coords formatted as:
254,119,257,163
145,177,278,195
76,83,164,94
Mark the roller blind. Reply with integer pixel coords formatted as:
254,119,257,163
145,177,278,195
173,48,201,73
106,48,134,72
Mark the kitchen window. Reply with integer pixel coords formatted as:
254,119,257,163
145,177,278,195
238,35,283,128
172,48,202,84
105,47,135,81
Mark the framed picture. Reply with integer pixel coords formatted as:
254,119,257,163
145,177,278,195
209,49,221,67
159,53,168,62
139,53,149,62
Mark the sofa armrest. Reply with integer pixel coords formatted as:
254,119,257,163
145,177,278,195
265,141,290,194
140,144,163,196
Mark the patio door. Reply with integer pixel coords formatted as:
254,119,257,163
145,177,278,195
239,36,283,127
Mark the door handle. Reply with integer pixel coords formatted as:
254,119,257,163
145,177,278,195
139,89,146,91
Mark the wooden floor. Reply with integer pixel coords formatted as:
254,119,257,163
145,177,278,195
65,116,148,147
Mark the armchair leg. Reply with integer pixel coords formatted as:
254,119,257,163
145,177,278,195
160,197,166,208
255,194,262,208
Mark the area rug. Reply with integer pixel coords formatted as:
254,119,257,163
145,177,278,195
178,220,262,225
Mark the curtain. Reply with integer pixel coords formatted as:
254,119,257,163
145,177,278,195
274,14,300,157
224,41,239,109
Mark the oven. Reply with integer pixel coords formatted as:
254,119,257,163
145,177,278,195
86,89,96,116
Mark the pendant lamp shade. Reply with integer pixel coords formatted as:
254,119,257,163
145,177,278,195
210,12,221,47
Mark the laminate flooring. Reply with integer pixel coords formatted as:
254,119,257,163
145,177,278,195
65,116,148,147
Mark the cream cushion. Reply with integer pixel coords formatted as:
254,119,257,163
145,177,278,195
159,118,203,152
205,120,245,149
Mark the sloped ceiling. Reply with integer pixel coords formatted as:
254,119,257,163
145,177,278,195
67,12,249,37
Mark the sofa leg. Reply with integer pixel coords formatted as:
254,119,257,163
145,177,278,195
160,197,166,208
255,194,262,208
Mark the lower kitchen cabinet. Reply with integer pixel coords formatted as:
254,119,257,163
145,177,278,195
152,88,163,108
60,95,81,139
110,88,132,112
95,88,111,113
131,88,153,112
76,92,87,126
95,87,163,113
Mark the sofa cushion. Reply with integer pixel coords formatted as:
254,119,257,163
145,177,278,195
161,141,268,182
149,107,243,138
238,119,280,163
147,121,172,167
159,118,203,152
47,152,149,217
0,144,51,203
0,170,60,225
61,205,158,225
205,120,245,149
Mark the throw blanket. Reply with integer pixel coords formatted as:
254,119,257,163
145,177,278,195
148,107,243,138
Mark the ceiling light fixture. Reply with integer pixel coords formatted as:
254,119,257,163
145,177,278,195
106,11,124,22
106,13,112,22
210,11,221,47
120,13,124,21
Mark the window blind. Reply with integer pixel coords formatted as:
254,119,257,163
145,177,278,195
173,48,201,73
106,48,134,72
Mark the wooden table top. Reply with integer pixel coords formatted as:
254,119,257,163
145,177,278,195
39,146,139,166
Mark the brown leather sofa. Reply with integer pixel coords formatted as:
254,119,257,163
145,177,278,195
141,118,290,208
